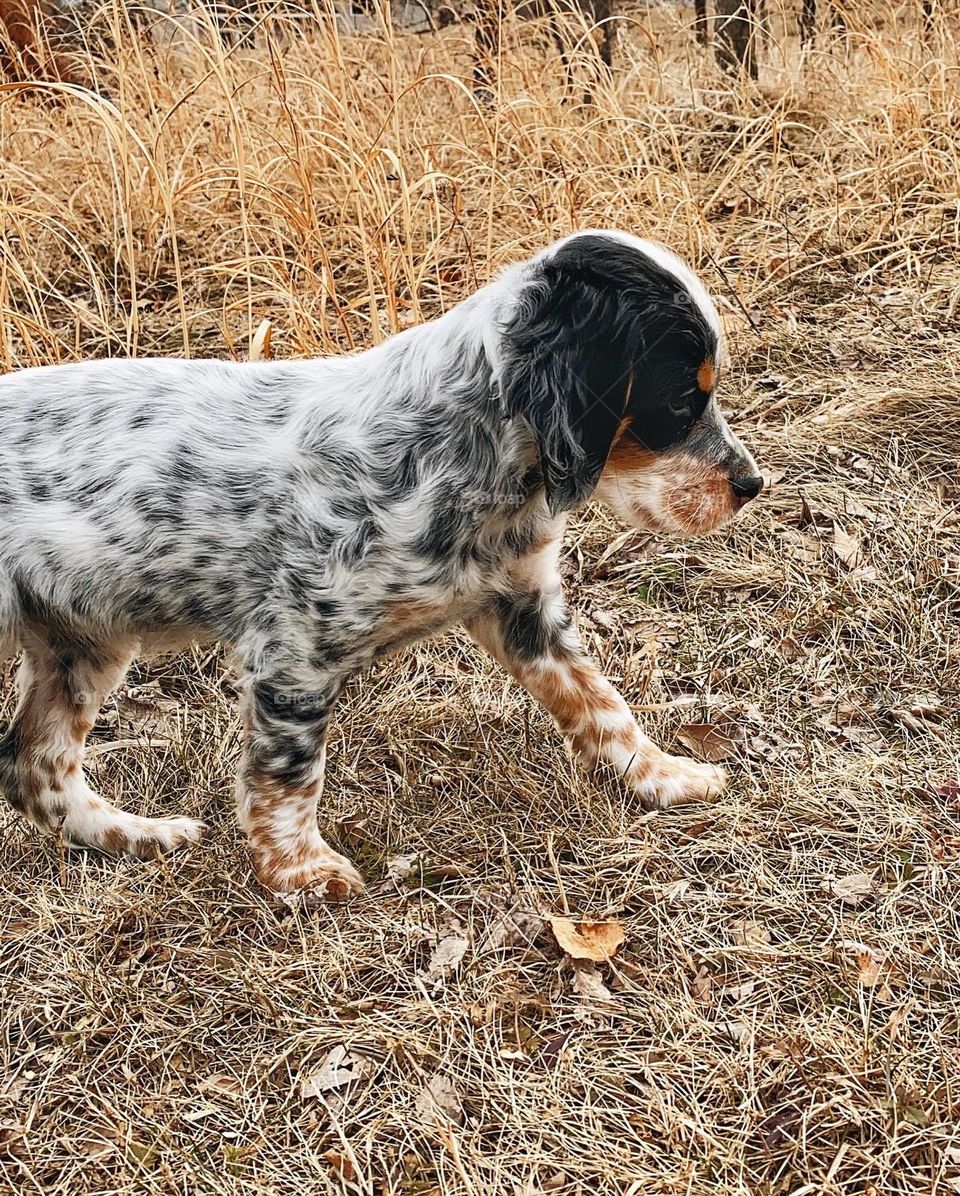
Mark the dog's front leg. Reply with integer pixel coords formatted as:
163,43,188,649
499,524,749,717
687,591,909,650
235,672,363,898
467,589,725,808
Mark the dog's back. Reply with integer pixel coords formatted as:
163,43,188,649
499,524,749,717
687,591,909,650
0,358,317,651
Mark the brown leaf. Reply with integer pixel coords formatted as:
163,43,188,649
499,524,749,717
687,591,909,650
832,523,863,569
571,962,613,1001
675,723,740,763
548,917,625,962
336,814,369,846
478,907,544,953
414,1075,463,1125
421,929,469,983
732,918,771,948
199,1074,243,1101
691,965,712,1004
936,780,960,803
829,872,875,905
323,1151,357,1185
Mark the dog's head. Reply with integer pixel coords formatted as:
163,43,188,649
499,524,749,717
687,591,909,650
499,230,761,533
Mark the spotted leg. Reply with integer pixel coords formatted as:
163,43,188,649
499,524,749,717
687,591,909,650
467,583,725,808
235,670,363,898
0,634,204,854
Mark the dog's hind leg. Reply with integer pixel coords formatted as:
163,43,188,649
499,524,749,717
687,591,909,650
0,635,204,856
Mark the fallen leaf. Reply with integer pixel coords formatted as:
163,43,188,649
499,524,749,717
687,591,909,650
571,963,613,1001
838,940,892,996
421,930,469,983
199,1074,243,1100
414,1075,463,1124
539,1029,575,1069
832,523,863,569
828,872,876,905
299,1046,371,1098
936,780,960,803
691,965,712,1004
387,854,419,883
717,1019,753,1046
337,814,369,845
732,918,771,948
478,907,544,952
675,723,741,763
548,917,625,962
888,696,942,733
323,1150,357,1184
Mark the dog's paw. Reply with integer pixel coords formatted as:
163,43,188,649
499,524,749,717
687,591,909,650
631,752,726,809
259,849,365,901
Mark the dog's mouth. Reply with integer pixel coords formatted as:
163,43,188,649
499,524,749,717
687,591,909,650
595,443,763,537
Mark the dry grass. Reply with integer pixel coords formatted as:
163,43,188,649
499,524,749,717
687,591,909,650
2,1,960,1192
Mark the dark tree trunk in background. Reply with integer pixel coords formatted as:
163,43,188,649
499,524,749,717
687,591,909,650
714,0,759,79
799,0,816,43
694,0,708,44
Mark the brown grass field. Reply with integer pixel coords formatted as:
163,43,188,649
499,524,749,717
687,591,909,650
1,1,959,1192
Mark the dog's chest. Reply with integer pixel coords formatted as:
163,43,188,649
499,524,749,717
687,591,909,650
367,516,560,657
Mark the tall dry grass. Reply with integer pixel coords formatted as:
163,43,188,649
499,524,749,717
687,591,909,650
1,3,959,1194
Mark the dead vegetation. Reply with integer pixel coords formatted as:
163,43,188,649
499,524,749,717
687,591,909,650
1,2,959,1193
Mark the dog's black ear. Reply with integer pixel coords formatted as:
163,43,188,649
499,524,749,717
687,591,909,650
500,261,632,515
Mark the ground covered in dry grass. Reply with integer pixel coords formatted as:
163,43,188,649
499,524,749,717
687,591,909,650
1,2,959,1193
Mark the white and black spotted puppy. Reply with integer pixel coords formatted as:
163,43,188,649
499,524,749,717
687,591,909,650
0,230,761,898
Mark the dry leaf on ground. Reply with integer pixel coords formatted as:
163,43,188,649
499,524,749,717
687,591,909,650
732,918,772,948
414,1075,463,1125
386,853,420,882
571,962,613,1001
548,917,625,962
323,1150,357,1184
692,965,713,1004
479,906,544,953
299,1046,371,1098
675,723,741,763
421,929,469,983
828,872,876,905
832,523,863,569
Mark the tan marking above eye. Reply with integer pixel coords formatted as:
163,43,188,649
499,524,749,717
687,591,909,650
697,358,716,394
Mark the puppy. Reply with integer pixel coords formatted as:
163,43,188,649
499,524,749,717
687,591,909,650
0,230,761,896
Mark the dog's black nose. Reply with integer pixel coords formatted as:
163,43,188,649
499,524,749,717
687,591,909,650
731,475,764,502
